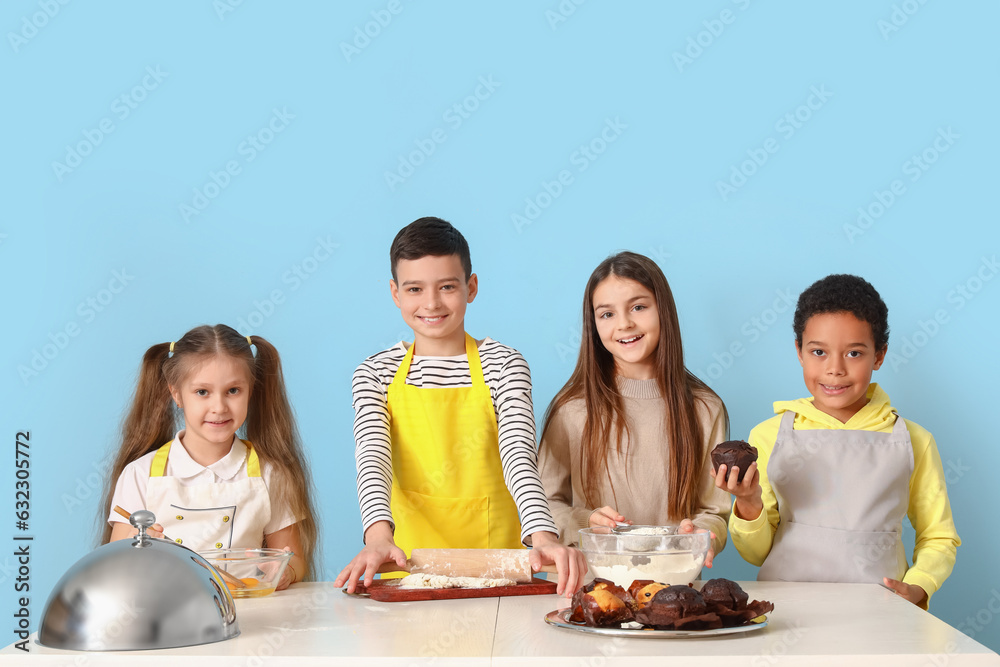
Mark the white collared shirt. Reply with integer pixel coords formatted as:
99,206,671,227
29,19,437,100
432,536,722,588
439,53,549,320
108,431,296,536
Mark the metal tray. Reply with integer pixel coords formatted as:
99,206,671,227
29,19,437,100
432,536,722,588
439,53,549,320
544,608,768,638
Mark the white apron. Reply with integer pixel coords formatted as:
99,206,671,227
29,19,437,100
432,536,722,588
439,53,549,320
757,411,913,583
145,440,271,551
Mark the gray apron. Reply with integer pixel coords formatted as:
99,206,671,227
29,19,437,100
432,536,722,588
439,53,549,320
757,411,913,583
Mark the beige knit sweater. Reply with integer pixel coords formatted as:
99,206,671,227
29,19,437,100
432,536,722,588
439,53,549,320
538,377,731,555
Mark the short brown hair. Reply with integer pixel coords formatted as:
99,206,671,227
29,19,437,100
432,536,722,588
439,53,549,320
389,217,472,281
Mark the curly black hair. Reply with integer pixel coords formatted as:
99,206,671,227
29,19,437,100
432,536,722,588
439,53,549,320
793,274,889,351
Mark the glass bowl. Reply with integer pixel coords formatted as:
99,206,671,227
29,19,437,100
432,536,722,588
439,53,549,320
578,526,710,588
199,548,291,598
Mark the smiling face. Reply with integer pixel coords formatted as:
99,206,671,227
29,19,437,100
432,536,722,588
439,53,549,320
169,353,252,464
592,275,661,379
390,254,478,356
796,311,886,423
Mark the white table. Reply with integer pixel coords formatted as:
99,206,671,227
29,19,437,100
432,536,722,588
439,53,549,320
2,582,997,665
495,582,1000,666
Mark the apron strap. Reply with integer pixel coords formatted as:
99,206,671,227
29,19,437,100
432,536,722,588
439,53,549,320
778,410,796,437
149,440,261,478
389,334,485,388
890,412,908,436
465,334,486,387
243,441,262,478
390,344,417,389
149,441,172,477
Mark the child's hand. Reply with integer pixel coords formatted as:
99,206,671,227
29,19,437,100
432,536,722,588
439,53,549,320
529,531,588,597
589,506,629,529
677,519,716,569
883,578,928,608
333,521,407,594
712,462,764,521
135,523,165,539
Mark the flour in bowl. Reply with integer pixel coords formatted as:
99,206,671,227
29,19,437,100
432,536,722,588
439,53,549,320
590,552,705,588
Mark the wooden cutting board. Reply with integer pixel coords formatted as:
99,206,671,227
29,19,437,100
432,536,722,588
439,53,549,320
349,577,557,602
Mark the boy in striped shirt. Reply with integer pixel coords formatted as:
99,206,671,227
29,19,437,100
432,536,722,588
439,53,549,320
335,217,586,595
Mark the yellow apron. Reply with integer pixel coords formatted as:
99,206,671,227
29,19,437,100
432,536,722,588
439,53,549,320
388,333,523,560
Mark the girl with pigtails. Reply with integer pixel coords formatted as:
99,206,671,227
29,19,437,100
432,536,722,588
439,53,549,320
99,324,318,590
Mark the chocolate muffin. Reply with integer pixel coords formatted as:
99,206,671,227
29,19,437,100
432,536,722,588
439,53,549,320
700,578,749,611
634,585,712,627
711,440,758,482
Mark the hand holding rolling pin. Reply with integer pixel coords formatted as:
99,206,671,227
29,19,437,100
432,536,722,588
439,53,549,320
334,520,407,594
527,530,587,597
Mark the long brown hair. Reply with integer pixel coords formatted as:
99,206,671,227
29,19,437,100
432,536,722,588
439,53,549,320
540,252,727,520
99,325,320,579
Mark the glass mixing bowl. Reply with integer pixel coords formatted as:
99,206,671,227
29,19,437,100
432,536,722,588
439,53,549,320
579,526,710,588
198,548,292,598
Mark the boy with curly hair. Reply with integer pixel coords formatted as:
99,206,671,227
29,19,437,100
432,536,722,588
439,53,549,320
715,274,960,608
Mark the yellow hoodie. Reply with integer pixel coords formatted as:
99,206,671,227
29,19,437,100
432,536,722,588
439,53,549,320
729,383,960,602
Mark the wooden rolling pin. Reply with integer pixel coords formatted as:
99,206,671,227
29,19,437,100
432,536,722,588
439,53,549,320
378,549,557,583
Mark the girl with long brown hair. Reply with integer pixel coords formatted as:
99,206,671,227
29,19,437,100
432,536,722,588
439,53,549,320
99,324,318,589
538,252,730,564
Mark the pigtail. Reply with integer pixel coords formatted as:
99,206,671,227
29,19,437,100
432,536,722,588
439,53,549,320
99,342,176,545
244,336,320,580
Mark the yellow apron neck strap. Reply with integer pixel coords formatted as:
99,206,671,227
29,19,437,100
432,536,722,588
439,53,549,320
148,439,261,478
390,342,417,389
390,334,485,388
464,334,485,386
243,441,262,477
149,441,172,477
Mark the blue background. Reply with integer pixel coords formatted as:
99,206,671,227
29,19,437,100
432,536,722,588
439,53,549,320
2,0,998,652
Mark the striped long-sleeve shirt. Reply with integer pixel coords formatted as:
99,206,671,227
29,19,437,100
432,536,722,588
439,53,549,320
352,337,558,544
